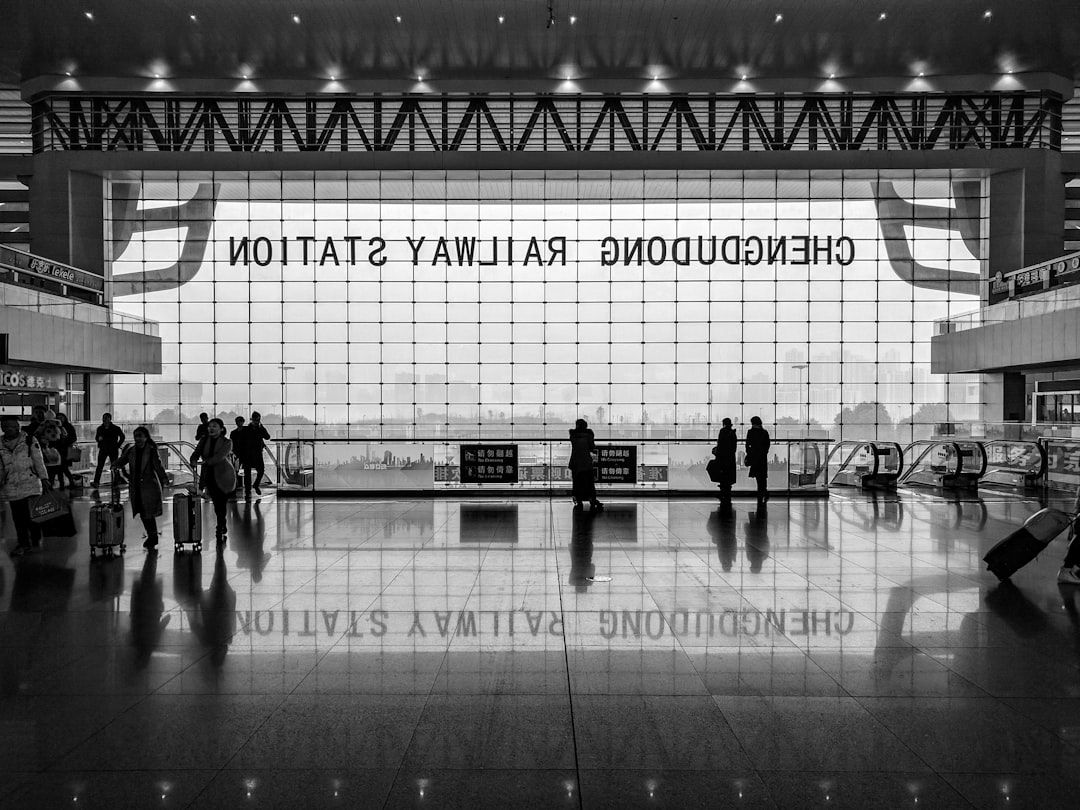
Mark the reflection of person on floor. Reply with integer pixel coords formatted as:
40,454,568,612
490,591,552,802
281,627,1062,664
130,551,170,667
744,503,770,573
569,506,597,591
230,500,270,582
568,418,602,510
706,499,738,572
191,549,236,667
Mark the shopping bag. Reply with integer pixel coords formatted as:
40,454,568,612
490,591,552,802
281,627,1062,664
30,490,70,523
706,457,723,483
67,445,82,462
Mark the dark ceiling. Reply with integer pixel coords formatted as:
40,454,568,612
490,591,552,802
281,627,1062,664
4,0,1080,91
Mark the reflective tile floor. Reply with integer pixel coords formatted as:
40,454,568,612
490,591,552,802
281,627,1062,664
2,490,1080,808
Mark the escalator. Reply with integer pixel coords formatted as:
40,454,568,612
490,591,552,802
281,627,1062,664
824,440,904,490
899,440,986,491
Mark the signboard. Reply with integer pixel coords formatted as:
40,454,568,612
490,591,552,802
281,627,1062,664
985,442,1043,474
460,444,519,484
1045,441,1080,490
988,251,1080,304
0,366,61,392
596,445,637,483
0,245,105,295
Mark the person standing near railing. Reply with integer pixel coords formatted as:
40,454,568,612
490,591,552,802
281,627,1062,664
745,415,771,504
91,413,126,489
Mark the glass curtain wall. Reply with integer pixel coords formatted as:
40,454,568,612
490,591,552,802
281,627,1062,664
106,170,984,444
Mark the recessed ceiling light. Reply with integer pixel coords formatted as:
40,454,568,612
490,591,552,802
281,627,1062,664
498,16,504,24
65,71,71,76
154,73,160,78
84,11,94,20
569,15,577,24
829,73,835,79
775,13,783,23
918,71,924,76
242,74,249,80
741,74,747,81
983,9,993,19
292,14,301,24
330,75,336,81
417,75,423,82
395,15,402,23
879,12,887,21
189,14,197,22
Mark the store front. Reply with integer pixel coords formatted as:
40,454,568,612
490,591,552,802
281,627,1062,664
0,365,65,419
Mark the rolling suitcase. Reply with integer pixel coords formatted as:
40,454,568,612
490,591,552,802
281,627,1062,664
173,490,203,554
983,508,1076,581
89,480,126,559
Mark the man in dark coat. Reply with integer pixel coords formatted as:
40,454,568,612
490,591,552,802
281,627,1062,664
92,412,126,488
241,411,271,498
711,417,738,499
744,415,771,503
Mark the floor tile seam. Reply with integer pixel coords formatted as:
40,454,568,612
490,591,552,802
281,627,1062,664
547,497,585,810
184,688,301,808
377,637,456,810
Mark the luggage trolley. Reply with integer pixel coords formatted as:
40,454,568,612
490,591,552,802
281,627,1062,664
89,479,126,559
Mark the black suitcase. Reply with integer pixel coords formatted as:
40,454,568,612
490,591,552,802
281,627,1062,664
984,508,1075,581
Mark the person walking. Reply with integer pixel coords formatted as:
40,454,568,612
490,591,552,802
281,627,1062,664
190,417,235,545
92,413,126,489
242,411,270,498
55,412,79,488
37,419,64,488
711,417,738,500
21,405,47,439
744,416,771,503
0,415,51,557
113,426,170,552
568,418,602,510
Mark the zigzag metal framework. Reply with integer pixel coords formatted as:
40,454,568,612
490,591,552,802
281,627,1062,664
32,91,1062,153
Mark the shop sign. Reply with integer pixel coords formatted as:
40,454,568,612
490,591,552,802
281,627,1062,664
989,250,1080,303
0,245,105,294
596,445,637,483
0,366,59,391
460,444,519,483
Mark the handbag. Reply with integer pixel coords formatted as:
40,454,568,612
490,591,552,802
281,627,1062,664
706,457,724,483
30,490,71,523
67,445,82,462
42,446,62,467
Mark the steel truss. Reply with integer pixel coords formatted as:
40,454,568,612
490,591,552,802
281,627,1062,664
32,91,1061,153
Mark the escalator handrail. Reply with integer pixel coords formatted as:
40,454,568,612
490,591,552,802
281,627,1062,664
954,441,988,478
827,441,875,485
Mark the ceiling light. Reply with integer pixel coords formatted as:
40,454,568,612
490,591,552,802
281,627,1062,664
395,15,402,23
918,72,924,76
154,73,160,78
330,75,336,81
741,74,747,81
569,15,577,24
417,75,423,82
84,11,94,20
879,12,887,21
242,74,249,80
829,73,835,79
292,14,300,24
498,16,504,23
189,14,197,22
983,9,993,19
775,13,783,23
